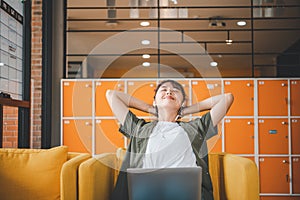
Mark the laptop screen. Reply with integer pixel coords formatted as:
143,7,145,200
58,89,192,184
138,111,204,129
127,167,202,200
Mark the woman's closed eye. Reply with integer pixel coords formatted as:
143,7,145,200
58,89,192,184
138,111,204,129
172,88,180,93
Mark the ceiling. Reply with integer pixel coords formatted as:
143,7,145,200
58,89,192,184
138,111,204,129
66,0,300,78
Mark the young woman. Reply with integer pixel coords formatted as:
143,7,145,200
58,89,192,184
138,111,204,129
106,80,234,200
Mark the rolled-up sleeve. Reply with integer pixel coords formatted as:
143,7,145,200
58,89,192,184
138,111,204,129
199,112,218,139
119,111,145,138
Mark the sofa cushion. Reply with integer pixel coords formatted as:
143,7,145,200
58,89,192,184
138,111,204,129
0,146,68,200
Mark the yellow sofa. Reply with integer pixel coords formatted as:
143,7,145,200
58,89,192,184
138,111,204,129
79,149,259,200
0,146,90,200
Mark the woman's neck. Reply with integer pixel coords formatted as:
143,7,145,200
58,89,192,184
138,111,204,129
157,109,178,122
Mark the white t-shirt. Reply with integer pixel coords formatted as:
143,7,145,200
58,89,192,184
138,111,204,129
142,121,197,168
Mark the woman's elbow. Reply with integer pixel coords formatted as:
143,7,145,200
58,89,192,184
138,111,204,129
225,93,234,106
106,89,115,101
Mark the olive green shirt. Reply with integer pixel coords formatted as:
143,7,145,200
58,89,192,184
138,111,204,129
116,111,218,200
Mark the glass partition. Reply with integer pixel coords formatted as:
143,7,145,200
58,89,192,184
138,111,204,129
66,0,300,78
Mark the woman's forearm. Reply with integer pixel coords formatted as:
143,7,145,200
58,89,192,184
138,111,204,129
182,93,233,116
107,90,153,114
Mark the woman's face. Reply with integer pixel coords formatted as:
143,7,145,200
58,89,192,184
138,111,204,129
154,82,184,110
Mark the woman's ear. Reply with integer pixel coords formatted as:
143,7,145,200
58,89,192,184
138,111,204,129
181,100,186,107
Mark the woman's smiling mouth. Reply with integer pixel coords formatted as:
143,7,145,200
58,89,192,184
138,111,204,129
164,96,175,100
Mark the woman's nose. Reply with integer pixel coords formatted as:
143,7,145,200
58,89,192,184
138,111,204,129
166,90,172,95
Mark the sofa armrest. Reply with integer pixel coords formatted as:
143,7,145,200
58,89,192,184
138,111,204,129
79,153,118,200
223,154,260,200
60,152,91,200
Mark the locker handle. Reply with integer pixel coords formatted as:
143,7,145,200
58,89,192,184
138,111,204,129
281,83,286,87
246,83,251,87
282,160,288,164
96,82,101,86
85,84,91,88
281,121,288,125
286,174,289,183
247,121,252,125
85,122,92,126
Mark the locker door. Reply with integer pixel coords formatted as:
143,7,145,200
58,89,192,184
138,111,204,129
207,123,222,153
62,119,92,153
174,80,190,102
224,80,254,116
291,119,300,154
258,80,288,116
245,156,255,162
95,81,124,116
95,119,124,155
224,118,254,154
292,157,300,194
62,81,93,117
127,80,156,116
191,80,222,116
291,80,300,116
258,118,289,154
259,157,290,193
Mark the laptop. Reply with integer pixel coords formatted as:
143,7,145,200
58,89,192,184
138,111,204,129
127,167,202,200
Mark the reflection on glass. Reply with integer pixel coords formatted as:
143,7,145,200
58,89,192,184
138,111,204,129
66,0,300,78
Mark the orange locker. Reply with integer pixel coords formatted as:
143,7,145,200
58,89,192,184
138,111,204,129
62,81,93,117
127,80,156,117
191,80,222,116
258,118,289,154
291,80,300,116
95,119,124,155
62,119,92,153
207,123,222,153
95,81,124,116
259,157,290,193
224,118,255,154
292,157,300,194
258,80,288,116
224,80,254,116
174,80,190,103
291,119,300,154
245,156,255,162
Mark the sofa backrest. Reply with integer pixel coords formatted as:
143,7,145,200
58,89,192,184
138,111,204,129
209,153,260,200
0,146,68,200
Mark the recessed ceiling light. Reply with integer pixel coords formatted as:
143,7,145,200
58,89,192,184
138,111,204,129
142,54,151,59
141,40,150,45
237,21,247,26
140,21,150,27
142,62,150,67
210,61,218,67
0,62,4,66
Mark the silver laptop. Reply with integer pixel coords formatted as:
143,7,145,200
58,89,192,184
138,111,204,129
127,167,202,200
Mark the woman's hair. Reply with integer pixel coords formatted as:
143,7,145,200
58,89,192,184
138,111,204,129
154,80,186,102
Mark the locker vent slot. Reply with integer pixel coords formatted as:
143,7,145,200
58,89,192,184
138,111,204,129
269,130,277,134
